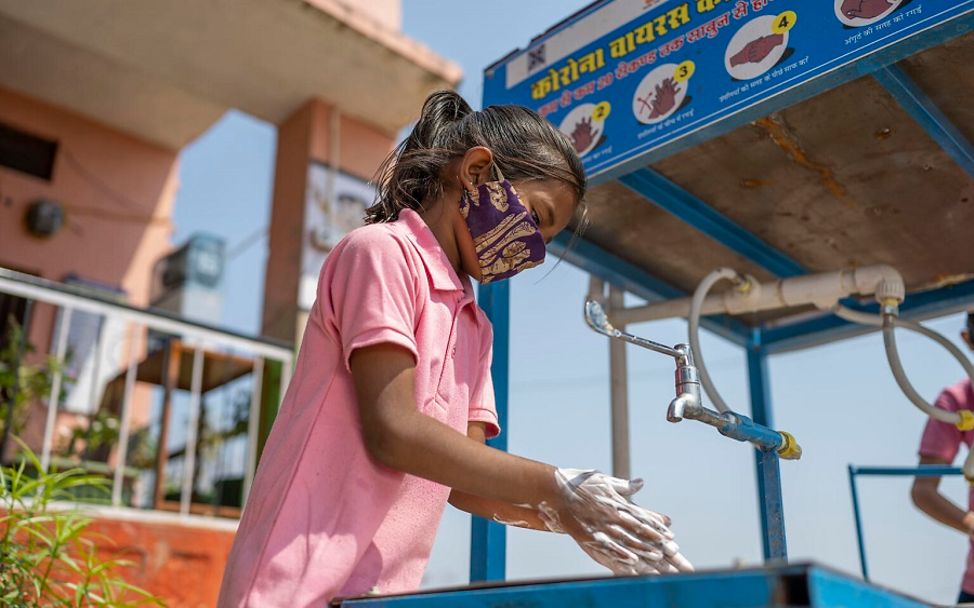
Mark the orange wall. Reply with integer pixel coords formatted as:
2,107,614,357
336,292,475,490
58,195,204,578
85,514,235,608
0,85,178,307
261,98,395,342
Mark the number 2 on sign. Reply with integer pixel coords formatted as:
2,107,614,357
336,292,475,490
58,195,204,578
772,11,797,34
592,101,611,121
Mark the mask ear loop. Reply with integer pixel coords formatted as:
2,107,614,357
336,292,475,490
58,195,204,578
492,163,506,183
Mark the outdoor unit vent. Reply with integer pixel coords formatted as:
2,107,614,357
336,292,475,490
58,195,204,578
150,233,226,329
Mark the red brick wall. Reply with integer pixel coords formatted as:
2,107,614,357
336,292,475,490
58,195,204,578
85,515,236,608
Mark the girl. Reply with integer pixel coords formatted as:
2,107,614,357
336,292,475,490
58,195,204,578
218,91,691,607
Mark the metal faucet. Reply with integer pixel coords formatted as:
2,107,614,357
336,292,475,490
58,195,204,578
584,299,801,459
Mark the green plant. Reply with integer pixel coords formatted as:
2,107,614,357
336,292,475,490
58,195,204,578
0,440,165,607
0,319,62,443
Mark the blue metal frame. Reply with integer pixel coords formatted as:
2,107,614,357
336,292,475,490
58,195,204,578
746,331,788,561
847,465,963,580
617,169,806,278
339,563,928,607
471,282,510,582
874,65,974,180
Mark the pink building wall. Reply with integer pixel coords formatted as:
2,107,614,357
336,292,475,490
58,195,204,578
0,84,179,456
261,98,396,342
0,85,178,305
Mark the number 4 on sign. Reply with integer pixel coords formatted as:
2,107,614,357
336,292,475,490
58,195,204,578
773,11,798,34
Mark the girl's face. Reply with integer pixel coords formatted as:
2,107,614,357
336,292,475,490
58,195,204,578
450,146,581,282
512,179,578,244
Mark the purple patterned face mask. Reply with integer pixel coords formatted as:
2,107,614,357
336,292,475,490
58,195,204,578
459,169,546,284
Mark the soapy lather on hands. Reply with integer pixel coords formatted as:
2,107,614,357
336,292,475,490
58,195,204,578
538,468,694,575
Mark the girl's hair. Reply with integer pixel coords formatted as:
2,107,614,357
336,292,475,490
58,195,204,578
365,90,587,225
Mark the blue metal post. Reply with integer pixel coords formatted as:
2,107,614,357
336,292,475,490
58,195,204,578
470,281,509,582
746,332,787,561
847,466,870,581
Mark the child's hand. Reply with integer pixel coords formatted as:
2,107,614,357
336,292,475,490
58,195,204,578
539,468,694,575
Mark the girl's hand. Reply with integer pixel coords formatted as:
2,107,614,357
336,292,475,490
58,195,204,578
539,468,694,575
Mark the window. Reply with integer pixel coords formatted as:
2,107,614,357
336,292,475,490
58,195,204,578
0,121,58,181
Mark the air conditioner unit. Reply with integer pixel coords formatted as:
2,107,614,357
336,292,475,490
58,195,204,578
150,233,226,330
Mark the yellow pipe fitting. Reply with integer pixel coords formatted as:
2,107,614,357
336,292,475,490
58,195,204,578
956,410,974,432
777,431,802,460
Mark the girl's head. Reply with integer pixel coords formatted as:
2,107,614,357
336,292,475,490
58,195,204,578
367,90,587,241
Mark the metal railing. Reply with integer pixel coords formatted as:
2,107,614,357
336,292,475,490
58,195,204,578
0,268,294,518
847,464,963,580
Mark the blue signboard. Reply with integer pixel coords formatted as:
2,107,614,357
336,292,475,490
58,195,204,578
483,0,974,179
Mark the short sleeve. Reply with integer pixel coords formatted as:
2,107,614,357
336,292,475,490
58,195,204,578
468,318,500,439
324,229,420,372
919,388,962,463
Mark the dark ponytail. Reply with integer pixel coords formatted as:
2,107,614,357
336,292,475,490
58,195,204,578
366,90,587,225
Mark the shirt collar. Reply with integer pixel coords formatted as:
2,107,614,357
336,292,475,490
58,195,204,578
396,208,470,294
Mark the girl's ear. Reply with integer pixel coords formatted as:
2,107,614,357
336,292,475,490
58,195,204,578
459,146,495,190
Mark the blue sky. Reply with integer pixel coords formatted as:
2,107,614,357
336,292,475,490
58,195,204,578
170,1,972,602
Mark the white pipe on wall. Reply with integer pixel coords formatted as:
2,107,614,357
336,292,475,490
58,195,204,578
613,265,904,325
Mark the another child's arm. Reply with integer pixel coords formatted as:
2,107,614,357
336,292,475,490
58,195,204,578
911,455,974,535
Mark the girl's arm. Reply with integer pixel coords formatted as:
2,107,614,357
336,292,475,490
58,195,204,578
350,343,562,510
911,455,974,535
351,344,689,574
447,422,551,531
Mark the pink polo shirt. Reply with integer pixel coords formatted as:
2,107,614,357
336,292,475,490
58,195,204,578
918,378,974,594
218,209,499,607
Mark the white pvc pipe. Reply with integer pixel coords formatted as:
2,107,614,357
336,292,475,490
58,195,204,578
833,303,973,429
41,308,73,472
180,348,205,515
895,317,974,387
833,304,974,393
608,286,630,479
882,318,961,425
615,265,904,325
831,305,882,327
689,269,738,414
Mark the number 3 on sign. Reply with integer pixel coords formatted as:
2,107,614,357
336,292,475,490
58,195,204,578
674,60,696,83
772,11,797,34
